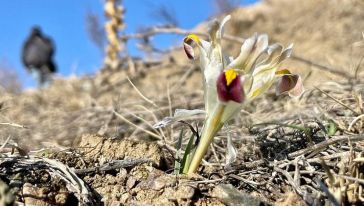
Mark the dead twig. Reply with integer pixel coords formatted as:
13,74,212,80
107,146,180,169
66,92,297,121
273,166,317,205
127,76,157,107
317,180,340,206
291,55,353,79
0,136,11,150
0,122,27,129
348,114,364,131
229,174,266,186
298,170,364,186
181,178,224,186
315,87,360,116
74,159,151,175
288,134,364,158
113,110,162,139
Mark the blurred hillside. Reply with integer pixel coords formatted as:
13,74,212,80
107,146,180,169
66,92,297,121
227,0,364,84
171,0,364,84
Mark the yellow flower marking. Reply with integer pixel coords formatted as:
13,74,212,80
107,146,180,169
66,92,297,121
184,34,201,45
275,69,292,75
251,87,262,98
224,69,237,86
276,69,295,84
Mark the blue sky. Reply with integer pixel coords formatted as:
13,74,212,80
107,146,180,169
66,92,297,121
0,0,257,88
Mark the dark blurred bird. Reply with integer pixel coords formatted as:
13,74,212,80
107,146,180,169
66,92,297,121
22,26,57,87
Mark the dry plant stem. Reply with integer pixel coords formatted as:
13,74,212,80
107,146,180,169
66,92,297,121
299,170,364,186
104,0,125,69
181,178,224,186
273,166,305,196
167,84,174,142
113,110,177,153
229,174,265,186
210,144,221,164
187,104,225,174
74,159,151,175
0,122,27,128
124,111,161,138
348,113,364,131
275,152,350,168
288,134,364,158
317,180,341,206
113,110,161,139
135,105,167,139
290,55,353,79
315,87,359,115
0,136,11,150
127,76,157,107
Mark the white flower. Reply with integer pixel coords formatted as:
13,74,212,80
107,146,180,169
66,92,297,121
157,15,304,174
183,15,231,116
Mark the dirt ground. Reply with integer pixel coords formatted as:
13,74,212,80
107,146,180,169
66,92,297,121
0,0,364,205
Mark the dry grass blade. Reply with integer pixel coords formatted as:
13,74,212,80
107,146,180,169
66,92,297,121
288,134,364,158
315,87,359,115
74,159,151,174
113,110,162,139
0,136,11,150
127,76,157,107
348,113,364,131
317,180,340,206
0,122,27,129
229,174,265,186
313,171,364,186
291,55,353,79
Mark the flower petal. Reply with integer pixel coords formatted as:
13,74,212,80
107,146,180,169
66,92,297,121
183,42,195,60
255,43,283,67
247,64,277,99
183,34,210,60
208,15,231,44
218,15,231,40
216,70,244,103
278,43,293,62
251,43,293,80
202,17,233,115
276,74,304,97
228,34,257,70
229,34,269,73
241,75,253,95
243,34,269,72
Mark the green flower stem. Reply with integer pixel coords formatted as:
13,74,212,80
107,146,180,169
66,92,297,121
187,104,225,174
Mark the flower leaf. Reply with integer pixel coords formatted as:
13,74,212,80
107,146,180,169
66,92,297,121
225,131,237,168
153,109,205,128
